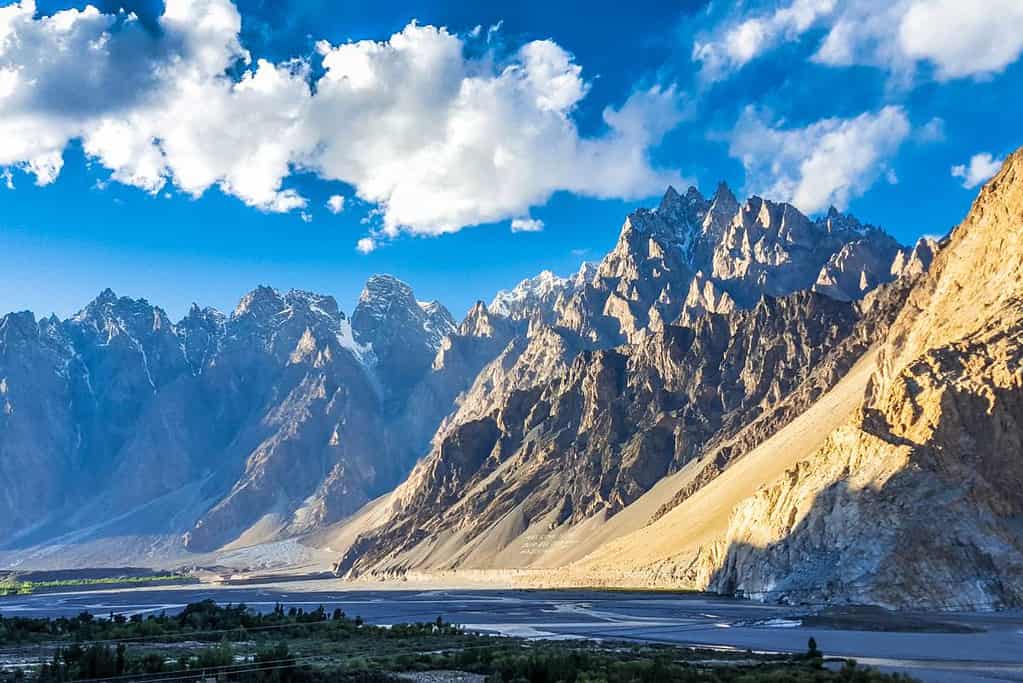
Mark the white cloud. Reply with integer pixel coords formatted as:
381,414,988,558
0,0,313,210
729,105,910,213
326,194,345,214
510,217,544,232
951,153,1004,189
0,3,684,249
311,29,684,238
300,211,312,223
897,0,1023,80
355,237,377,254
695,0,1023,83
693,0,836,81
915,117,945,143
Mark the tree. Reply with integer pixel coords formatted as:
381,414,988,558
807,636,823,668
115,643,126,675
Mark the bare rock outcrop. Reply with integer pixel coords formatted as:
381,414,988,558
572,149,1023,609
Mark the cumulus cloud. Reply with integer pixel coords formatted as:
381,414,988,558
310,29,684,237
951,153,1004,189
510,217,543,232
897,1,1023,80
693,0,836,81
0,0,313,209
0,2,684,247
695,0,1023,83
326,194,345,214
729,105,910,213
355,237,377,254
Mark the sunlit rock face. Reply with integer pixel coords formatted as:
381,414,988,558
697,151,1023,608
2,175,935,589
531,151,1023,610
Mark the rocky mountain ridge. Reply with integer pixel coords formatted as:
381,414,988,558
332,152,1023,611
329,184,927,583
0,278,473,556
561,151,1023,609
6,170,999,612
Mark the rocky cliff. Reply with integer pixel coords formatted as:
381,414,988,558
700,148,1023,608
536,151,1023,610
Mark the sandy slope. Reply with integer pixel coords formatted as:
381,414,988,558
530,347,881,585
320,346,880,590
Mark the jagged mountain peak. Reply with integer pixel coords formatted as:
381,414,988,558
736,195,808,228
359,274,417,306
419,299,455,326
285,289,343,321
461,299,509,338
464,299,488,318
0,310,39,347
69,288,174,339
890,236,940,279
691,182,740,262
816,205,876,237
711,180,736,202
232,284,286,319
77,287,153,313
657,184,706,215
353,274,433,331
184,301,225,321
489,270,570,320
704,182,738,220
95,287,118,304
350,274,457,400
229,286,344,330
419,299,457,343
418,299,448,316
625,184,710,253
574,261,598,284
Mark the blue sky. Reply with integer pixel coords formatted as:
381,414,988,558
2,0,1022,320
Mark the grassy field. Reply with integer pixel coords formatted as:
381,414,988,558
0,573,195,596
0,600,918,682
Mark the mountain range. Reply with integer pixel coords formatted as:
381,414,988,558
2,150,1020,610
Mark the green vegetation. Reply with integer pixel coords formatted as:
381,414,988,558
0,574,193,596
0,600,918,682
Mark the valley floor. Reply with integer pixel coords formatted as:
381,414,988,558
2,581,1022,682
